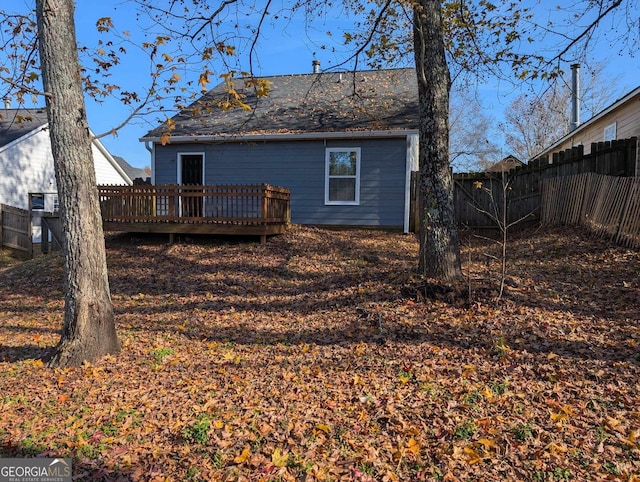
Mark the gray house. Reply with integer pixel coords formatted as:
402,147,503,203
140,67,419,232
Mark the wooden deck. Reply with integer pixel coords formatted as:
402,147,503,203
98,184,290,244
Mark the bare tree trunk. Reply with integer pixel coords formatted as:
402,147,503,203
36,0,120,367
413,0,461,282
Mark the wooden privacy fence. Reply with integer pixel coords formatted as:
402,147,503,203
541,173,640,249
440,137,638,233
0,204,31,256
453,172,540,231
532,138,637,176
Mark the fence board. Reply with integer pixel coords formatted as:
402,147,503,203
541,173,640,249
0,204,32,255
617,180,640,248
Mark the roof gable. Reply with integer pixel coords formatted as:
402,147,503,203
0,108,49,148
142,68,418,140
113,155,148,181
485,155,525,173
1,107,134,186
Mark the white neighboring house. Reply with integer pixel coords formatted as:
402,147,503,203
0,107,134,242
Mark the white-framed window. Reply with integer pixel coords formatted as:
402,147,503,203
30,193,45,210
604,122,617,142
325,147,360,205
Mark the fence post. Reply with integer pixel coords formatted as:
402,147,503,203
28,193,34,259
625,137,637,176
41,218,49,254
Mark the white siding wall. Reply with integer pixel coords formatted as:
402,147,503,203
0,127,129,242
0,128,56,210
91,142,129,185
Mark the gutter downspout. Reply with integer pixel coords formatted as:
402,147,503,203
145,141,155,185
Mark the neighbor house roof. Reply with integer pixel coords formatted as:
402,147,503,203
141,68,419,142
1,107,134,185
485,155,524,173
533,84,640,160
113,155,148,181
0,108,49,149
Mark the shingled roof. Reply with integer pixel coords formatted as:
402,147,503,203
141,68,418,141
113,155,148,182
0,108,49,148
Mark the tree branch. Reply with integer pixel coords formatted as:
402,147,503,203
189,0,239,41
327,0,395,73
248,0,272,76
550,0,623,62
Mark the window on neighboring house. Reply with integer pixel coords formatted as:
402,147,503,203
53,196,59,212
604,122,617,141
30,193,45,210
325,148,360,205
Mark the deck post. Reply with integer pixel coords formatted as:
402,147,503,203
261,185,268,222
168,186,175,218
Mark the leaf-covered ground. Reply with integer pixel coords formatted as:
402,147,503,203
0,226,638,481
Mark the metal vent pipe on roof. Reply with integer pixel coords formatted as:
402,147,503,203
571,63,581,131
3,97,10,109
312,60,320,74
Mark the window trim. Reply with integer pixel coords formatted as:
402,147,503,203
324,147,361,205
30,193,45,211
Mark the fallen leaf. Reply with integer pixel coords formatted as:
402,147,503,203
271,447,288,467
234,446,251,464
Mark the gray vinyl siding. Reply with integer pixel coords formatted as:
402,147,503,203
153,138,407,227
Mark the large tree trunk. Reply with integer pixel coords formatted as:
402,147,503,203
36,0,120,367
413,0,462,282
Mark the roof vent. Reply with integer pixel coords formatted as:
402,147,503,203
571,63,581,131
3,97,10,109
312,60,320,74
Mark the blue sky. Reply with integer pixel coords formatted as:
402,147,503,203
73,1,360,169
6,1,640,168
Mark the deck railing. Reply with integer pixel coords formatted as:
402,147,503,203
98,184,290,226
